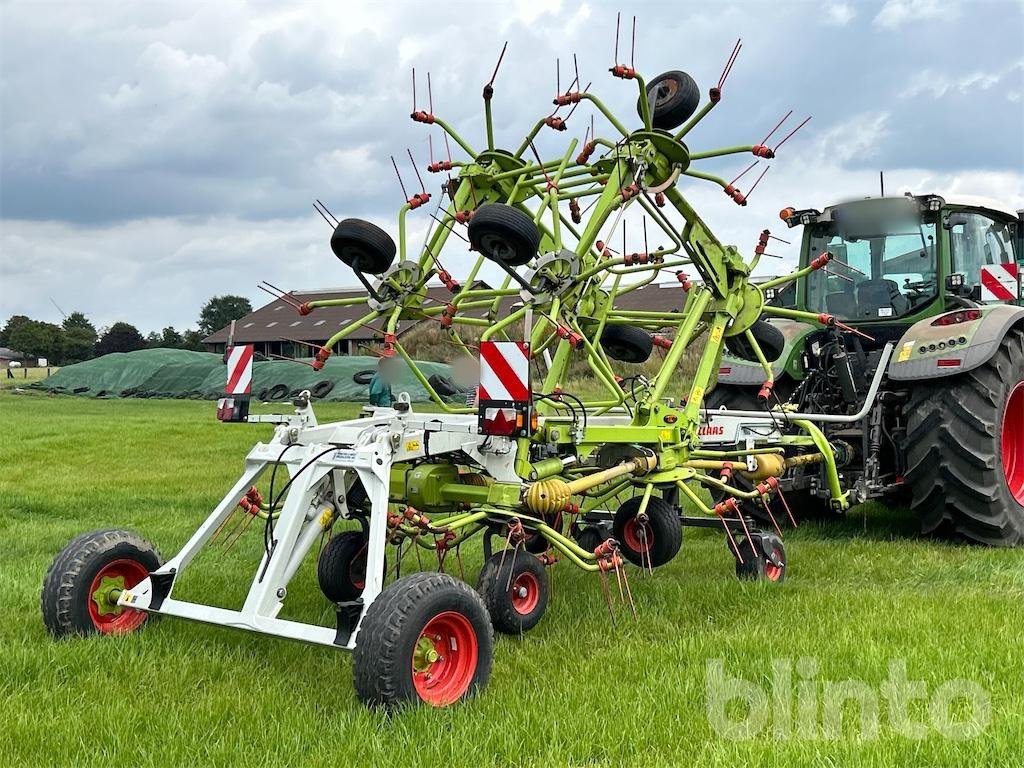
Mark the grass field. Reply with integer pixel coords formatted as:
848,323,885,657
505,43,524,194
0,366,57,390
2,392,1023,767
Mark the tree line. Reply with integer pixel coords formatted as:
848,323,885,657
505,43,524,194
0,295,253,366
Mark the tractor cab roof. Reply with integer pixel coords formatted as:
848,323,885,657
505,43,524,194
821,194,1020,222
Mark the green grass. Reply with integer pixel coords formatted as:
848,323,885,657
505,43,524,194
2,392,1023,766
0,366,57,390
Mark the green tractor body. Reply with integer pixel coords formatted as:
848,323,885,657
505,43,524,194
712,194,1024,545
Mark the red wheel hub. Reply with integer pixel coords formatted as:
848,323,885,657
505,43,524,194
1002,382,1024,506
623,517,653,554
765,548,784,582
510,571,540,615
411,611,478,706
350,544,368,591
88,558,149,634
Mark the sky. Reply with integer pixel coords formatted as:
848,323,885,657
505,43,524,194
1,0,1022,334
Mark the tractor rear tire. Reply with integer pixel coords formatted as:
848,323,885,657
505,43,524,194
42,529,162,637
904,328,1024,546
352,572,493,708
476,550,550,635
330,218,397,275
612,495,682,568
467,204,541,267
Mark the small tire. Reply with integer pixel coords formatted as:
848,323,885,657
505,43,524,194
725,320,786,363
572,524,606,553
476,550,550,635
428,373,459,397
467,204,541,267
266,384,290,401
639,70,701,130
41,528,162,637
352,572,493,708
612,495,682,568
734,533,786,583
601,325,654,363
352,369,374,386
311,380,335,399
317,531,384,603
331,218,397,275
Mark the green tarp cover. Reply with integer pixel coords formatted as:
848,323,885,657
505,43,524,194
32,348,455,403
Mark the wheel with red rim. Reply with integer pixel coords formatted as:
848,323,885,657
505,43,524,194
734,533,786,583
476,550,549,635
904,328,1024,545
42,528,162,638
317,531,386,603
353,572,492,708
612,495,682,568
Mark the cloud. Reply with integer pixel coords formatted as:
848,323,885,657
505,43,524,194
900,60,1024,99
824,3,856,26
874,0,953,29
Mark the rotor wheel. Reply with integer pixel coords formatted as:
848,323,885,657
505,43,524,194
733,533,787,583
467,204,541,267
317,531,384,603
600,324,654,363
476,550,550,635
331,218,397,275
612,495,682,568
724,319,786,363
638,70,701,130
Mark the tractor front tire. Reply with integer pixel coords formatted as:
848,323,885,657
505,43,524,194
353,572,493,708
42,529,162,638
904,328,1024,546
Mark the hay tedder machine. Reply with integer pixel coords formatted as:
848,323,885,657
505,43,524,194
43,26,895,707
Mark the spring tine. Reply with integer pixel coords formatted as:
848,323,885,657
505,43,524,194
719,515,743,564
427,71,433,115
621,562,637,618
735,509,754,544
210,508,238,545
744,165,770,200
730,160,759,187
456,543,465,581
832,257,866,276
312,201,335,228
769,234,791,245
599,567,616,626
486,41,508,89
776,486,798,527
412,67,417,113
505,540,522,591
613,11,620,65
773,115,812,152
407,148,427,193
824,267,855,283
760,110,793,147
615,559,625,600
761,495,784,538
391,155,409,200
221,509,250,549
225,509,258,551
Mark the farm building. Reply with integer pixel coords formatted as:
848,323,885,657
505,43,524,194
203,280,694,358
0,347,24,366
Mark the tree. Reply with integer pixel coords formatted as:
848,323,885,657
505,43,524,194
198,295,253,337
180,329,205,352
61,327,97,363
8,320,62,361
144,331,161,348
62,311,97,337
160,326,184,348
95,322,147,356
0,315,32,348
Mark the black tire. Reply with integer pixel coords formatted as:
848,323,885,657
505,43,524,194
352,572,493,708
476,550,550,634
572,524,606,553
428,373,459,397
904,328,1024,546
266,384,290,401
330,218,396,275
639,70,701,130
601,325,654,363
725,320,786,363
612,495,682,567
352,369,374,386
311,380,335,399
257,387,269,401
317,531,384,603
41,528,162,638
734,533,787,583
72,386,89,394
467,204,540,267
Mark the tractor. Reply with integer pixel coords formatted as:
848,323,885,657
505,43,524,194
707,193,1024,546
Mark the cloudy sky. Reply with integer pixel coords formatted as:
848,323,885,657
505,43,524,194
1,0,1022,333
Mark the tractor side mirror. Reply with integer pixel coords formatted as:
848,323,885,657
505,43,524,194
943,212,970,231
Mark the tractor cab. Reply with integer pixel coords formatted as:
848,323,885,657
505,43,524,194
784,194,1023,328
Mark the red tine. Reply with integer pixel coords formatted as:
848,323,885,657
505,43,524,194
391,155,409,200
730,160,759,186
717,39,742,90
773,115,812,152
760,109,792,147
407,148,426,192
486,41,508,89
744,165,771,200
776,487,798,528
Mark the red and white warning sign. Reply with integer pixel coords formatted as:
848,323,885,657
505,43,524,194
477,341,530,437
478,341,529,403
980,263,1019,302
225,344,254,395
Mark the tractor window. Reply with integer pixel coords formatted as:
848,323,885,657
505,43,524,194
805,218,938,321
948,212,1019,302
